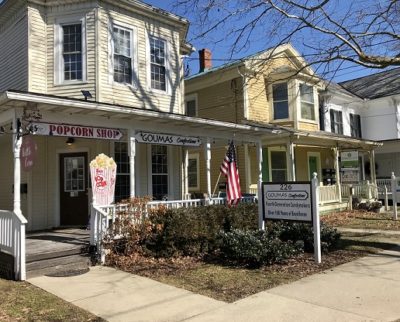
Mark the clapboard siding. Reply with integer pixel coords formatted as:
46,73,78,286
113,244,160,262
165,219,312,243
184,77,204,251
193,78,244,123
28,4,47,93
0,7,28,92
98,4,182,113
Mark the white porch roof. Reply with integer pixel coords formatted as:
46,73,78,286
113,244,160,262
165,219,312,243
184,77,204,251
0,90,282,144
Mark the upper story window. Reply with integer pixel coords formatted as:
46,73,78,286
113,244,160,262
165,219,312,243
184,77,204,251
272,83,289,120
55,17,86,85
185,94,197,116
350,113,362,138
150,37,167,91
300,84,315,121
330,109,343,134
63,24,82,81
113,26,133,84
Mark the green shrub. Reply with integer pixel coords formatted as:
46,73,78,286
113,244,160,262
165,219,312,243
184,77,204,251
266,221,341,253
218,229,303,267
143,204,258,257
105,201,341,265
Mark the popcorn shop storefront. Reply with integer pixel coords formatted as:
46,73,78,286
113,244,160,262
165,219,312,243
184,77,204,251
0,91,271,233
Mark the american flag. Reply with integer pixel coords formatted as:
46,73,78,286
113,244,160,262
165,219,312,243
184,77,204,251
220,141,242,206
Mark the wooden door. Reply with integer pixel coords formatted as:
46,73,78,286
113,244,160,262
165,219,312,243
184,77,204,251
59,152,88,226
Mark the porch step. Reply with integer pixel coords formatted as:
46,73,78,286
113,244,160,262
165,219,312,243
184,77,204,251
26,253,91,279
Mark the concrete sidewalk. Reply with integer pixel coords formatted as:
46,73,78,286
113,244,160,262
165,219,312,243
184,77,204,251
29,247,400,322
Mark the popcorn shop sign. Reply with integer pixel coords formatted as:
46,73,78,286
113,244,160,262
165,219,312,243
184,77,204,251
90,153,117,206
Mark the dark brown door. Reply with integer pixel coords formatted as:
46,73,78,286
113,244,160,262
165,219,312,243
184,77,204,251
59,152,88,226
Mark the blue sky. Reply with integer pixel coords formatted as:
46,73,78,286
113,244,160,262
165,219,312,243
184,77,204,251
144,0,385,82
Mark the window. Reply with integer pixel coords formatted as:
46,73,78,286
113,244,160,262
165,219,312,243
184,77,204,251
185,95,197,116
300,84,315,120
63,24,82,81
114,142,130,202
64,156,85,192
330,109,343,134
272,83,289,120
55,17,86,84
188,154,199,190
113,26,133,84
151,145,168,200
150,37,167,91
350,113,362,138
269,149,287,182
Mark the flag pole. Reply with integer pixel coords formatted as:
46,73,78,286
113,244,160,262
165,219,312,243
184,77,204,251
212,172,222,197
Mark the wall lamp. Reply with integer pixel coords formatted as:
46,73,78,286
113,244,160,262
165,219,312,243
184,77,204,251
66,137,75,146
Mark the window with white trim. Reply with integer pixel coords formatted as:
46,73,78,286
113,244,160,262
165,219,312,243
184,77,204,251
350,113,362,138
113,26,133,84
330,109,343,134
151,145,168,200
55,17,86,84
269,149,287,182
149,37,167,91
185,95,197,116
114,142,130,202
188,154,199,191
300,84,315,120
272,83,289,120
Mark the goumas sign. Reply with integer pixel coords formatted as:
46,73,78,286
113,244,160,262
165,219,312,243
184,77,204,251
31,122,123,140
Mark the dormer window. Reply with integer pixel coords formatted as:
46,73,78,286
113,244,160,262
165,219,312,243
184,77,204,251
272,83,289,120
300,84,315,120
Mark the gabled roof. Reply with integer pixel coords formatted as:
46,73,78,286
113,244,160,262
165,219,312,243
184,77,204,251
339,67,400,100
185,43,316,82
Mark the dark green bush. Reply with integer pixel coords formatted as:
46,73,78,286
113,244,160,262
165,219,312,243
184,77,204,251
218,229,303,267
106,201,341,266
266,221,341,253
143,204,258,257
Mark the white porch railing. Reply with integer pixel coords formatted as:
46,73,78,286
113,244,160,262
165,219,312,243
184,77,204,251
318,185,340,204
0,210,27,280
341,182,378,200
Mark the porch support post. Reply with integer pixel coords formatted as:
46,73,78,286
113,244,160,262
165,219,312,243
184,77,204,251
334,147,342,202
286,140,295,181
128,130,136,198
244,143,251,192
257,140,265,230
370,149,376,185
205,138,212,199
183,148,189,199
13,117,22,216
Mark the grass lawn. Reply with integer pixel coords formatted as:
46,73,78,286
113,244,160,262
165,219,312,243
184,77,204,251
321,210,400,230
0,278,105,322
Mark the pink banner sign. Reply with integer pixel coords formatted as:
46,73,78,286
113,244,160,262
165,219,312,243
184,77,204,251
90,154,117,206
20,136,37,172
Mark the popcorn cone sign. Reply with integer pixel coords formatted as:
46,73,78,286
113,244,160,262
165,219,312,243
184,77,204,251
90,153,117,206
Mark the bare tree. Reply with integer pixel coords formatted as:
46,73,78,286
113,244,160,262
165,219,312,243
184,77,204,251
173,0,400,73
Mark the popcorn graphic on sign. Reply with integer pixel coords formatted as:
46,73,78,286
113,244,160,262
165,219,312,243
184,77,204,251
90,153,117,205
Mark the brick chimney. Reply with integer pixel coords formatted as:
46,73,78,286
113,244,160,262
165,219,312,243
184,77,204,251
199,48,212,73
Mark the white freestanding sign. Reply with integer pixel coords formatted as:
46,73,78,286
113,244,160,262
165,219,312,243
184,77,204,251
262,182,312,222
261,174,321,264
